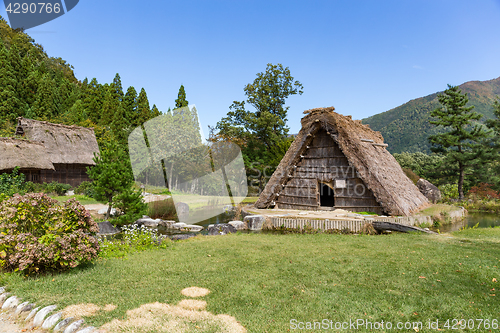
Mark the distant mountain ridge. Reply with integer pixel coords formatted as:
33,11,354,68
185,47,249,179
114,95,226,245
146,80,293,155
362,76,500,153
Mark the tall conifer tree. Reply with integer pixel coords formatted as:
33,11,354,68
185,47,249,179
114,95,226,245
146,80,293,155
175,85,189,109
429,85,490,200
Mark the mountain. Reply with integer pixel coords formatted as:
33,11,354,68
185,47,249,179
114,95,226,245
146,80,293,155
362,76,500,153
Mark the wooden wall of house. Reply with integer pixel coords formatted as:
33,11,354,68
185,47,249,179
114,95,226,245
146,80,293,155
40,164,91,187
276,128,384,214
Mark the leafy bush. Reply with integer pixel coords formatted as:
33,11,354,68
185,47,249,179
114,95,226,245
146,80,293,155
0,193,100,274
75,181,96,198
45,181,72,196
0,167,26,197
439,184,459,200
468,183,500,200
24,181,72,196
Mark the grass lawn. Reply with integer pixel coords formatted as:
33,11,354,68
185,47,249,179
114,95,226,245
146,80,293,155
50,194,102,205
2,230,500,332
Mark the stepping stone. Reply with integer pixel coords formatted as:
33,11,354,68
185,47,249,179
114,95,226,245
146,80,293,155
33,304,57,326
64,319,85,333
76,327,95,333
54,317,74,332
2,295,20,309
0,292,11,305
42,312,63,329
14,301,30,316
25,306,40,322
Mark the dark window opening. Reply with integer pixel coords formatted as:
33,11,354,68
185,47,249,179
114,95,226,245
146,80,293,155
319,182,335,207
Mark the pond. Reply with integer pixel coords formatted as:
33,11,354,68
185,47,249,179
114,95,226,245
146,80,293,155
434,212,500,233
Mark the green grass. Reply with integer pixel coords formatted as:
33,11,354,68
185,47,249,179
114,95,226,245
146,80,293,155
50,194,102,205
2,231,500,332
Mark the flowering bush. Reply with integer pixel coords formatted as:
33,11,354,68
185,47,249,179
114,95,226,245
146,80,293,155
98,224,170,258
0,193,100,274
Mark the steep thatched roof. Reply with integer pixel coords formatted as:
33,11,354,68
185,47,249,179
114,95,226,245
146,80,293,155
16,117,99,165
255,107,429,216
0,137,55,171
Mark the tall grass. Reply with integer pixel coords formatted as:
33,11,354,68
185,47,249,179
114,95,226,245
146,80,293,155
146,198,178,220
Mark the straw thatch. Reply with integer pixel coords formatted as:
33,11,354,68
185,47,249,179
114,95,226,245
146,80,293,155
0,137,54,171
16,117,99,165
255,107,429,216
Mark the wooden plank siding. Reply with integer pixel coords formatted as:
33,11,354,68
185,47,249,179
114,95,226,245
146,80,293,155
40,164,92,187
276,129,384,214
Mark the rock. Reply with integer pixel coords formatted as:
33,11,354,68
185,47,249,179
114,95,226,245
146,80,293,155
222,205,236,213
98,207,117,216
171,222,187,229
2,295,20,309
25,306,40,322
54,317,74,332
228,220,247,230
33,304,57,327
97,221,120,235
158,220,175,228
64,319,85,333
0,292,11,305
175,202,189,220
207,223,237,235
65,190,75,196
169,233,197,241
76,327,95,333
180,225,203,232
417,178,441,204
13,301,31,316
0,287,5,293
243,215,265,231
42,312,62,329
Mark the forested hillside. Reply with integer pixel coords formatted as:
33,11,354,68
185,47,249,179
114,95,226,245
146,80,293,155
0,15,160,146
362,76,500,153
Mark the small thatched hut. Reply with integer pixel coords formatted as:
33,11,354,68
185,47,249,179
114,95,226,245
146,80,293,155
14,117,100,187
0,137,55,182
255,107,429,216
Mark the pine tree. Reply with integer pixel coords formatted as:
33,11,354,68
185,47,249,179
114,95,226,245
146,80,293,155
87,140,137,220
111,73,124,102
136,88,151,125
82,78,104,124
428,85,491,200
124,86,138,127
175,85,188,109
151,104,161,118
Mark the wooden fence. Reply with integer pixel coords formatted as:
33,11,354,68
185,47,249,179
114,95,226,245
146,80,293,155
271,216,421,233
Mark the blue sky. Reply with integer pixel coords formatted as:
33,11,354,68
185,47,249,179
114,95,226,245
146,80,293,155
2,0,500,136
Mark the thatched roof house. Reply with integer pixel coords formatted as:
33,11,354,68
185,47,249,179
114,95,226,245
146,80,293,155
5,117,101,186
255,107,429,216
0,137,55,172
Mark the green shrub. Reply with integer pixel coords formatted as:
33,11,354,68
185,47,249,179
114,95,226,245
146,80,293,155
0,193,100,274
0,167,26,197
74,181,96,198
24,181,45,193
439,183,459,200
45,181,72,196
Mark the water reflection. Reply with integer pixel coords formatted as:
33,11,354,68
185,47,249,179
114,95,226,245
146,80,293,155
435,212,500,233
